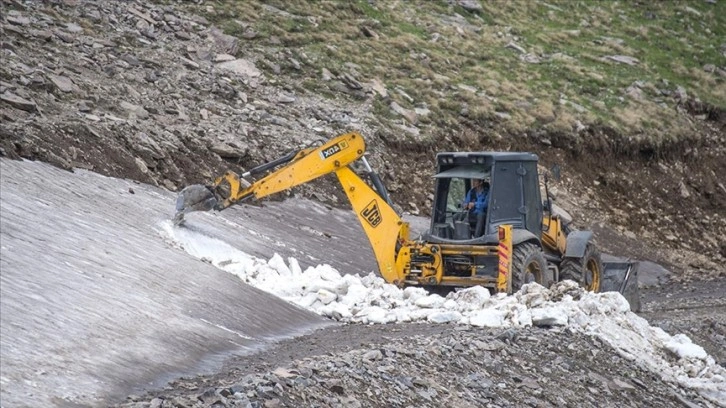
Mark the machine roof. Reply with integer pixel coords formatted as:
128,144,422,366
436,151,538,162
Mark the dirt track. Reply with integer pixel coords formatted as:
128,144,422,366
640,280,726,368
116,286,726,408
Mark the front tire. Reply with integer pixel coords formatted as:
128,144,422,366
512,242,547,292
560,243,602,292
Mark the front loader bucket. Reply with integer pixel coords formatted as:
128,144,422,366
601,261,641,312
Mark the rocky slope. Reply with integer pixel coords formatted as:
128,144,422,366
2,3,725,407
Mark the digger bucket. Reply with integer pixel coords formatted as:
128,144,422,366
173,184,218,224
600,261,641,312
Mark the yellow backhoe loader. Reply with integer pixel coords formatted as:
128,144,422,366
176,132,640,310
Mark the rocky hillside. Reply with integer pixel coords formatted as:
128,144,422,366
1,0,724,277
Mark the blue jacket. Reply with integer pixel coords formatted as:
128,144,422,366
464,188,489,215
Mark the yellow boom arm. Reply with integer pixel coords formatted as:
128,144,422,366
210,132,408,284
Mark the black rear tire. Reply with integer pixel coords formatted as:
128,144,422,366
560,243,602,292
512,242,547,292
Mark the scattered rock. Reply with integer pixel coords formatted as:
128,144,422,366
360,26,379,39
216,59,262,77
457,0,483,12
65,23,84,34
321,68,333,81
390,102,417,124
340,73,362,90
7,15,31,26
494,111,511,120
48,75,74,93
277,94,296,104
128,6,157,25
210,142,246,159
457,84,477,93
214,53,236,62
604,55,640,65
209,27,239,55
675,86,688,101
1,92,37,112
679,181,691,198
612,378,636,390
505,42,526,54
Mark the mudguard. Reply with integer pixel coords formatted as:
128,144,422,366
511,228,540,246
601,261,641,312
564,230,593,258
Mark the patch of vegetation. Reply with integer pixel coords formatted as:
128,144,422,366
180,0,724,151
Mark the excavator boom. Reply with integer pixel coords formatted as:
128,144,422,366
214,132,365,208
177,132,409,284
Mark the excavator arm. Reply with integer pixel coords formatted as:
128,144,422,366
178,132,409,284
212,132,362,208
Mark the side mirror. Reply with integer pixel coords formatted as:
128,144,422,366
550,164,561,182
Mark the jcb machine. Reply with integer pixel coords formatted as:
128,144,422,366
177,132,639,310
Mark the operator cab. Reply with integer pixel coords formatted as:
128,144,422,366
426,151,543,245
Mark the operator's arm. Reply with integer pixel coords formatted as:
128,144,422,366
463,189,474,210
476,190,489,213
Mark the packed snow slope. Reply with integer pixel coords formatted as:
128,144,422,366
0,159,331,407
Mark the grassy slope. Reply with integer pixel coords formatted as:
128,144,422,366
189,0,724,152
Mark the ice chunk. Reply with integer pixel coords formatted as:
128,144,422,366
666,334,708,360
531,307,568,326
267,253,292,276
428,310,462,323
469,309,506,328
415,294,445,309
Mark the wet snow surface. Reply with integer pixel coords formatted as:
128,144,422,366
0,159,330,407
1,158,725,407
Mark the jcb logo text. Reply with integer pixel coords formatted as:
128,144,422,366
320,141,349,159
361,200,382,227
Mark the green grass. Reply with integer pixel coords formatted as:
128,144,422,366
174,0,725,150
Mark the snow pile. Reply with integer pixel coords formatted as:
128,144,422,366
161,222,726,404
